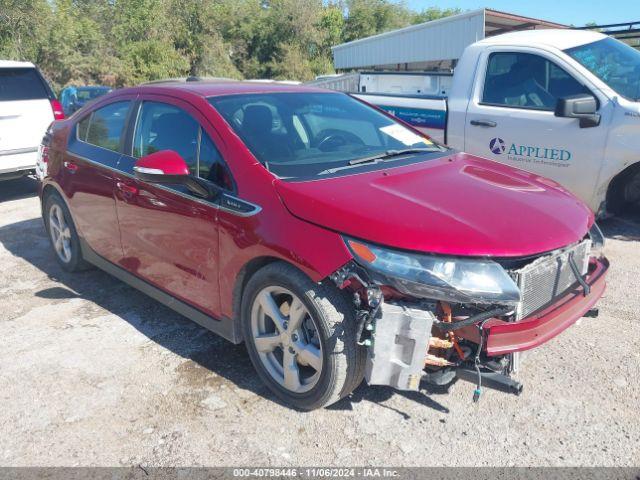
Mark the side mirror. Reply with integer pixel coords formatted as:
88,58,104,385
134,150,220,200
134,150,190,182
554,94,600,128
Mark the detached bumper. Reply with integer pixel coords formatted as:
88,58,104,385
458,256,609,356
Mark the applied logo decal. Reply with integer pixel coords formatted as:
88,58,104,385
489,137,571,167
489,138,506,154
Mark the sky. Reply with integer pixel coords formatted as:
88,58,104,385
403,0,639,27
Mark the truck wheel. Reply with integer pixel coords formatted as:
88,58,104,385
623,170,640,206
241,262,366,410
43,193,91,272
608,166,640,214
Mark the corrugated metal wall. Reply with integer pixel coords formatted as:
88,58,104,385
332,9,486,70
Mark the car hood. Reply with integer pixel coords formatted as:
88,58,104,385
274,152,594,257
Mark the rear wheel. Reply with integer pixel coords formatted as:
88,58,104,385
241,262,366,410
44,193,90,272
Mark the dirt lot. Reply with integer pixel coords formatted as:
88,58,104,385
0,176,639,467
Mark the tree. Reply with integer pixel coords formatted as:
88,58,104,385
0,0,51,64
412,6,461,24
0,0,464,87
343,0,412,42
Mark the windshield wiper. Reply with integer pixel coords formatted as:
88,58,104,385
318,148,441,175
348,148,439,165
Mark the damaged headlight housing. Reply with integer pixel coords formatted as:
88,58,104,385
588,222,605,257
345,238,521,305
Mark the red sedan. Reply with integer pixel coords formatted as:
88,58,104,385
38,80,608,410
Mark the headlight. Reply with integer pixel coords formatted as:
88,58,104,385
588,222,605,257
345,238,521,305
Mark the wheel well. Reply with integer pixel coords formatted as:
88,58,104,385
606,162,640,214
40,184,59,215
231,256,282,342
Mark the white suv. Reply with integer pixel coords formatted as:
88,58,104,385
0,61,64,181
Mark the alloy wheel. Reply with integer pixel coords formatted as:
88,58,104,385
250,286,323,394
48,203,72,264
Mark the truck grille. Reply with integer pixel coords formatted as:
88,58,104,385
513,240,591,319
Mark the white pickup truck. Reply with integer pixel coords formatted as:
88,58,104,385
356,30,640,215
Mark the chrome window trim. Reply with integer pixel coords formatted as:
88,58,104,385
65,150,262,217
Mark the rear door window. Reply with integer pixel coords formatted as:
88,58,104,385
77,101,131,152
482,52,589,110
0,68,50,101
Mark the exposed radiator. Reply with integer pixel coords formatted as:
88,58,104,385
513,239,591,319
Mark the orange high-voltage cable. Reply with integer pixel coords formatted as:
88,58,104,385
441,302,466,360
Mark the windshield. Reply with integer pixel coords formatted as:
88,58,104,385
208,92,445,179
565,37,640,101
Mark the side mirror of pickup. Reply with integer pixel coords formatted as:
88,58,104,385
133,150,220,200
554,94,601,128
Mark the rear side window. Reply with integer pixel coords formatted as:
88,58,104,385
77,101,131,152
0,68,49,101
482,52,589,110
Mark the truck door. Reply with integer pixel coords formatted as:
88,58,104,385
463,48,611,212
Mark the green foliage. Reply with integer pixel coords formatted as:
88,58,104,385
0,0,460,90
412,6,462,24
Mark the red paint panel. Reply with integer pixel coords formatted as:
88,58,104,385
275,152,594,257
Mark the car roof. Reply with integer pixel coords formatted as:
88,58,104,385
0,60,36,69
477,29,606,51
118,80,334,99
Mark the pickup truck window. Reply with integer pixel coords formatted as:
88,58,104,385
482,52,589,110
209,92,444,180
77,101,131,152
565,37,640,102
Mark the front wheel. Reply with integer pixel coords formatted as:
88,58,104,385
241,262,366,410
608,167,640,215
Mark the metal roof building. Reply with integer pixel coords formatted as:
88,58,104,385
332,9,567,71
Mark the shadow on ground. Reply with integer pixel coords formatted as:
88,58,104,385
0,176,39,203
0,216,448,415
599,209,640,242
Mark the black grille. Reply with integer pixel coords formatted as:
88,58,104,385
514,240,590,319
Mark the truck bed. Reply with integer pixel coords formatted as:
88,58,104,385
353,93,448,144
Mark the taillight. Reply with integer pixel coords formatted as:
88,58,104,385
50,99,65,120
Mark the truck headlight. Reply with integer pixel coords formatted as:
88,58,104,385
345,238,521,305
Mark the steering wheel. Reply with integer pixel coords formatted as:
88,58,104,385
315,130,364,152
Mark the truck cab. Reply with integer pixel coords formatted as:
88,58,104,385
356,30,640,216
447,30,640,215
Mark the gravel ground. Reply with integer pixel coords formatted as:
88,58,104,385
0,176,639,467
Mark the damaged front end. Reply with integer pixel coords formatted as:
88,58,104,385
330,224,609,402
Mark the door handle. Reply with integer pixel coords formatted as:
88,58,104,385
116,181,138,196
470,119,497,128
63,161,78,173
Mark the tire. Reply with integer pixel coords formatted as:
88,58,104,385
43,192,91,272
607,166,640,215
241,262,366,410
